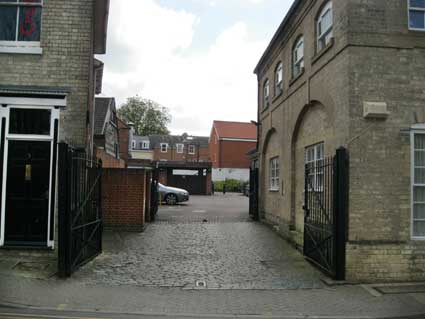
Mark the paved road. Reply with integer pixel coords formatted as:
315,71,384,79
2,195,425,318
155,193,251,223
73,194,324,289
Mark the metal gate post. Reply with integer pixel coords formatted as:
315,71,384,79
98,159,103,254
58,142,70,277
333,147,348,280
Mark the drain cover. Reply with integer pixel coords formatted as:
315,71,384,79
195,280,206,288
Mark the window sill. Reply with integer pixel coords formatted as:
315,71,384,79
409,27,425,32
260,104,270,114
289,67,305,87
269,189,280,192
312,38,334,65
273,90,283,102
0,46,42,55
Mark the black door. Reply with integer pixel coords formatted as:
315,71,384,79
5,141,51,245
167,169,206,195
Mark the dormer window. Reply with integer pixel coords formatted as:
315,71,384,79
0,0,43,54
160,143,168,153
263,79,270,108
409,0,425,31
292,36,304,78
317,2,333,51
275,62,283,95
142,141,149,149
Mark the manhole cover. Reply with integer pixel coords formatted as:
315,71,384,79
195,280,207,288
13,261,50,271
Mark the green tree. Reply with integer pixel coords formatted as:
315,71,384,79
118,96,171,136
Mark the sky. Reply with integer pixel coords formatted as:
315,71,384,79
99,0,293,136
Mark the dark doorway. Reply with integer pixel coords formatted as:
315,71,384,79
5,140,51,246
167,169,206,195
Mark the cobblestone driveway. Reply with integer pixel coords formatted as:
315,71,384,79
75,194,324,289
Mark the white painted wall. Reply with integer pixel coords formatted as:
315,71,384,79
212,168,249,182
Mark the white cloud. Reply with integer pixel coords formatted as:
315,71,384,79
101,0,266,136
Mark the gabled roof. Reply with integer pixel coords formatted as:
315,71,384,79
212,121,257,140
94,97,116,135
254,0,302,74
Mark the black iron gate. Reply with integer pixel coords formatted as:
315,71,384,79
58,143,103,277
303,147,348,280
249,166,259,220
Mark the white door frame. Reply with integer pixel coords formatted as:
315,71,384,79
0,99,60,248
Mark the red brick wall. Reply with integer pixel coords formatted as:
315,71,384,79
153,145,209,162
118,118,130,164
209,130,220,168
96,148,126,168
206,170,212,195
102,169,146,231
219,140,256,168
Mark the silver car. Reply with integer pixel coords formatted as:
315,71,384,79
158,183,189,205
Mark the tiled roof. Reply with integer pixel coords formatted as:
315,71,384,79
213,121,257,140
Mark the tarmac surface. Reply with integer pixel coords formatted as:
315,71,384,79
1,194,425,318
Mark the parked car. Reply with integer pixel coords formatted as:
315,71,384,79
158,183,189,205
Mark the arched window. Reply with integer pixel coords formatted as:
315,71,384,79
292,36,304,77
275,62,283,95
317,2,333,51
263,79,270,108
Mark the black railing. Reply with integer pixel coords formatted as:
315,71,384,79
58,143,103,277
303,147,348,280
249,167,259,220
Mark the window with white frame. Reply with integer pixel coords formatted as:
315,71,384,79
263,79,270,108
275,62,283,95
269,157,279,191
142,141,150,149
293,36,304,77
317,2,333,51
409,0,425,31
132,140,136,149
188,145,195,155
0,0,43,45
305,143,324,191
160,143,168,153
412,132,425,238
176,143,184,153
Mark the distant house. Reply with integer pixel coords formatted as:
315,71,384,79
94,97,125,168
209,121,257,182
130,134,212,195
131,135,154,161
